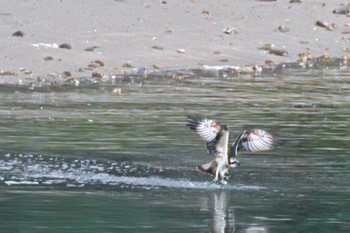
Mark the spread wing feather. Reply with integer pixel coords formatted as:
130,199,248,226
241,129,275,152
187,115,228,154
232,129,275,155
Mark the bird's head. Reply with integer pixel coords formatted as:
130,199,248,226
229,157,240,168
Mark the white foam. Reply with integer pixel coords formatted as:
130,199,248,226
5,181,39,185
26,169,264,190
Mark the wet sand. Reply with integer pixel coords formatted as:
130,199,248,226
1,0,350,84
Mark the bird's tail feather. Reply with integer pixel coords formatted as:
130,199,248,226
197,160,217,175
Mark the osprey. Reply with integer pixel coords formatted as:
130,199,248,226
186,115,277,184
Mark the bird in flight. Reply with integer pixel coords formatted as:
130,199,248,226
186,115,277,184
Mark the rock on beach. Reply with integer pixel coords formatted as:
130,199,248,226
0,0,350,84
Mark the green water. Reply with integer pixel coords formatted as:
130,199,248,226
0,67,349,232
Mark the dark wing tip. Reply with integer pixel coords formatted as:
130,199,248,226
186,115,202,129
186,115,209,129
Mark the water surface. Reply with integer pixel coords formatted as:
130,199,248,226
0,67,349,232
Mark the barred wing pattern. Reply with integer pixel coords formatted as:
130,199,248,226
186,115,228,154
237,129,275,153
187,115,279,184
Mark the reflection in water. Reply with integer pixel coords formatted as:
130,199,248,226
211,192,234,233
201,191,235,233
201,191,268,233
245,227,267,233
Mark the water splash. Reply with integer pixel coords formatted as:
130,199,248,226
0,153,264,190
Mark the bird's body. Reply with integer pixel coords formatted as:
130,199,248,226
186,115,277,184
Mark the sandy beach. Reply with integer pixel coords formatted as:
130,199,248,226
1,0,350,84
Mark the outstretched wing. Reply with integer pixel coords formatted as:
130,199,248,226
232,129,275,156
186,115,229,154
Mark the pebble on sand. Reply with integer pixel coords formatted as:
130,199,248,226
62,71,72,78
269,48,289,57
151,45,164,50
44,56,54,61
12,31,24,37
277,25,290,33
258,43,274,51
176,48,186,54
265,59,276,65
84,46,99,52
298,52,314,63
122,63,133,68
59,43,72,49
152,64,161,69
19,68,32,74
315,20,335,31
0,70,15,75
223,27,238,35
333,4,350,14
88,60,104,68
92,71,103,78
